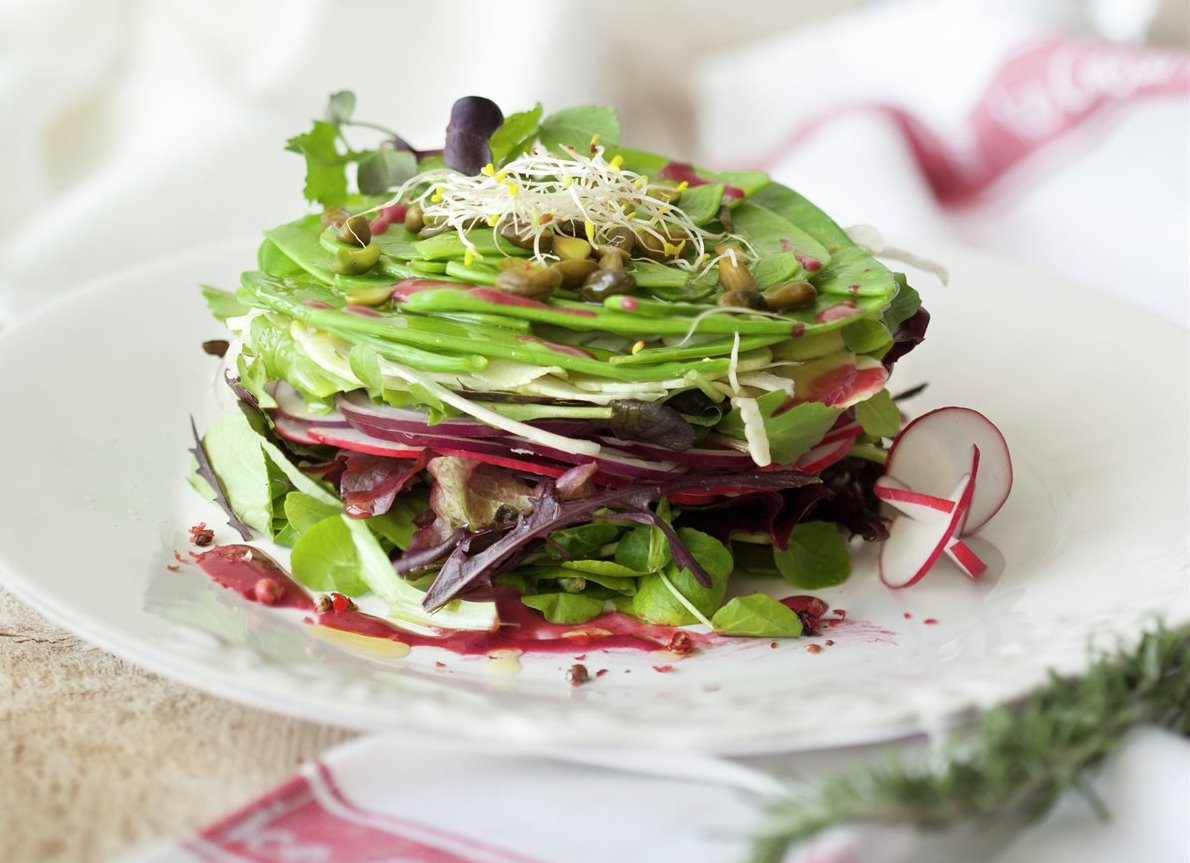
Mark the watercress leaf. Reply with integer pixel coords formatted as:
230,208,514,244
719,392,841,464
775,521,851,589
677,527,733,580
357,148,418,195
200,285,250,323
854,389,901,438
325,90,356,124
286,120,349,206
290,514,370,596
712,594,803,637
489,102,543,165
615,524,672,573
283,491,342,534
539,105,620,154
521,592,606,625
545,522,621,560
676,184,724,225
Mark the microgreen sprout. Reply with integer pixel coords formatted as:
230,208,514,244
379,141,748,268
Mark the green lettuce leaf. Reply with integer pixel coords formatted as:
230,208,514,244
712,594,803,637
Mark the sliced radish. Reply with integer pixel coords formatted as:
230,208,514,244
271,382,349,425
874,476,955,523
879,446,979,589
306,424,425,459
945,538,988,579
796,426,860,474
883,406,1011,536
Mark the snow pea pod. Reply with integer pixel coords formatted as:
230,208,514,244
242,273,732,383
745,184,897,299
415,230,530,261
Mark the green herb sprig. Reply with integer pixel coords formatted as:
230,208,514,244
752,623,1190,863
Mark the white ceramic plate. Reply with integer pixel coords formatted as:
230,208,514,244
0,240,1185,754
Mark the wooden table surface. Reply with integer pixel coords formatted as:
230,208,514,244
0,588,356,863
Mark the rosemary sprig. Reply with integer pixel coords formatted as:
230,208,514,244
752,624,1190,863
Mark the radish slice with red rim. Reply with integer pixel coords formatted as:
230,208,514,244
883,406,1011,536
879,445,979,589
945,537,988,579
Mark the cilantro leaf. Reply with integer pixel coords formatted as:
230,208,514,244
285,120,349,206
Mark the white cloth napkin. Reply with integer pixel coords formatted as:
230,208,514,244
127,727,1189,863
1,2,1186,862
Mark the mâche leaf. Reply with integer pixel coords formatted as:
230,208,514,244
539,105,620,153
712,594,803,637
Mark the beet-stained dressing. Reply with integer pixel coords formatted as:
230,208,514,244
194,545,314,611
315,590,717,656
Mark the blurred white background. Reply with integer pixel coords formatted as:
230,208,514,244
0,0,1186,320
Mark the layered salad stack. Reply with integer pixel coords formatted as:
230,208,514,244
193,95,929,639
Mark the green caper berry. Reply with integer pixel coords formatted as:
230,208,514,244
553,234,593,260
335,214,372,247
321,206,350,228
403,204,425,233
551,259,599,289
495,265,562,299
333,242,381,275
762,279,817,311
717,289,765,310
580,269,637,302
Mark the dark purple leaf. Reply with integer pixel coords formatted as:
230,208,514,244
883,307,930,367
340,451,427,518
394,521,467,575
443,96,504,174
422,467,815,610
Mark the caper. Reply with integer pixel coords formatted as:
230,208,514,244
553,234,592,260
321,206,350,228
580,269,636,302
551,258,599,289
762,279,817,311
499,222,551,251
403,204,425,233
717,289,765,310
345,283,395,306
603,225,636,252
715,241,756,293
335,214,372,247
636,226,689,261
333,242,382,275
495,265,562,299
596,246,630,271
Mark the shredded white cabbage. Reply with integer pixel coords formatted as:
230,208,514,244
380,360,603,456
733,396,772,467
